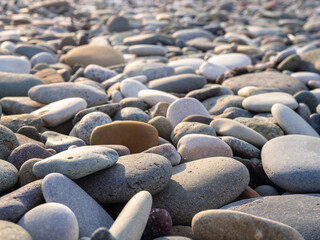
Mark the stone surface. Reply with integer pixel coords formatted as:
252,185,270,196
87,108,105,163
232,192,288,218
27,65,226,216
153,157,249,225
109,191,152,240
0,97,44,115
34,68,64,84
144,143,181,166
0,113,43,132
18,202,79,240
138,89,178,106
221,136,261,159
33,146,118,179
64,45,125,67
208,53,252,69
192,210,304,240
223,194,320,240
28,82,108,107
18,158,41,186
42,173,114,237
222,72,307,95
114,107,151,122
107,15,130,32
0,72,42,98
271,103,319,137
148,116,173,140
0,180,44,222
210,118,268,148
32,97,87,127
0,124,19,160
0,56,31,74
76,153,172,203
120,79,147,98
262,135,320,192
90,121,158,153
0,220,33,240
84,64,117,83
0,160,18,192
167,98,211,127
7,143,53,170
129,44,168,56
242,92,298,112
177,134,233,161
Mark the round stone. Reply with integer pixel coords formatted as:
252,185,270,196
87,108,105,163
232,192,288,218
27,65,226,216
0,160,18,192
18,158,41,186
262,135,320,192
106,16,130,33
30,52,57,66
0,220,33,240
90,121,158,153
0,124,19,160
64,45,125,67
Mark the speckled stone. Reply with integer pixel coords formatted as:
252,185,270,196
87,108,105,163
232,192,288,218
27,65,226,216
0,160,18,192
0,124,19,160
153,157,249,225
114,107,151,123
0,220,33,240
76,153,172,203
90,121,158,153
148,116,173,141
0,113,43,132
0,97,44,114
144,143,181,166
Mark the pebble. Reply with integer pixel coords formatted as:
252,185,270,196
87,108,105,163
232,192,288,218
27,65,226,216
7,143,54,170
84,64,118,83
148,116,173,140
138,89,178,106
17,126,41,141
18,202,79,240
129,45,168,56
271,103,319,137
168,58,205,70
0,124,19,160
167,98,211,127
33,146,119,179
192,210,304,240
144,143,181,166
30,52,57,66
198,62,228,81
242,92,298,112
210,118,268,148
76,153,172,203
0,160,18,192
75,112,112,144
41,131,86,153
0,220,33,240
0,56,31,74
153,157,249,225
223,194,320,240
28,82,108,107
107,15,130,33
208,53,252,69
120,79,147,98
109,191,152,240
0,113,43,132
42,173,114,237
0,97,44,114
31,97,87,127
114,107,151,122
0,72,42,98
90,121,158,153
18,158,41,186
221,136,261,159
0,180,44,222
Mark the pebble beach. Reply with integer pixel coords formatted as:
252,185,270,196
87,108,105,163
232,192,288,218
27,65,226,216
0,0,320,239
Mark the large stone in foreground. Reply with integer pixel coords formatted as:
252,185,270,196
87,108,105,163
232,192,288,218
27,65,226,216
76,153,172,204
153,157,249,225
222,72,307,95
0,220,33,240
64,45,125,67
192,210,304,240
262,135,320,192
223,194,320,240
90,121,158,153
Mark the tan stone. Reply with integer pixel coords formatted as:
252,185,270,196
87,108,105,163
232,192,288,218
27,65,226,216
34,68,64,84
64,45,125,67
90,121,158,153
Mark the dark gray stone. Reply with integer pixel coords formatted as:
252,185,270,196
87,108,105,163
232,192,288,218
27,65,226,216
91,227,115,240
221,136,261,159
0,97,44,114
0,124,19,160
294,90,319,113
0,114,43,132
309,113,320,134
76,153,172,204
114,107,151,122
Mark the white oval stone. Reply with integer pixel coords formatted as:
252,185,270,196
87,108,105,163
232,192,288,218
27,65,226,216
208,53,252,69
198,62,228,81
129,44,168,56
138,89,178,106
168,58,205,70
120,79,147,98
291,72,320,84
0,56,31,74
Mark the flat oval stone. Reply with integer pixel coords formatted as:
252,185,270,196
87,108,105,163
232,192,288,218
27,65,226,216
15,44,53,59
192,210,304,240
0,56,31,74
148,74,206,93
153,157,249,225
138,89,178,106
42,173,114,237
90,121,158,153
223,194,320,240
31,97,87,127
18,203,79,240
0,113,43,132
18,158,41,186
129,45,167,56
221,136,261,159
28,82,108,107
107,15,130,32
30,52,57,66
172,28,214,42
168,58,205,70
144,143,181,166
297,48,320,73
0,160,18,192
198,62,228,81
0,220,33,240
177,134,233,161
109,191,152,240
242,92,298,112
0,97,44,115
0,124,19,160
208,53,252,69
75,112,112,144
167,98,211,127
114,107,151,122
33,146,119,179
222,72,307,95
210,118,268,148
76,153,172,203
291,72,320,84
64,45,125,67
148,116,173,140
120,79,147,98
262,135,320,192
271,103,319,137
41,131,86,153
84,64,117,83
0,180,44,222
0,72,42,98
